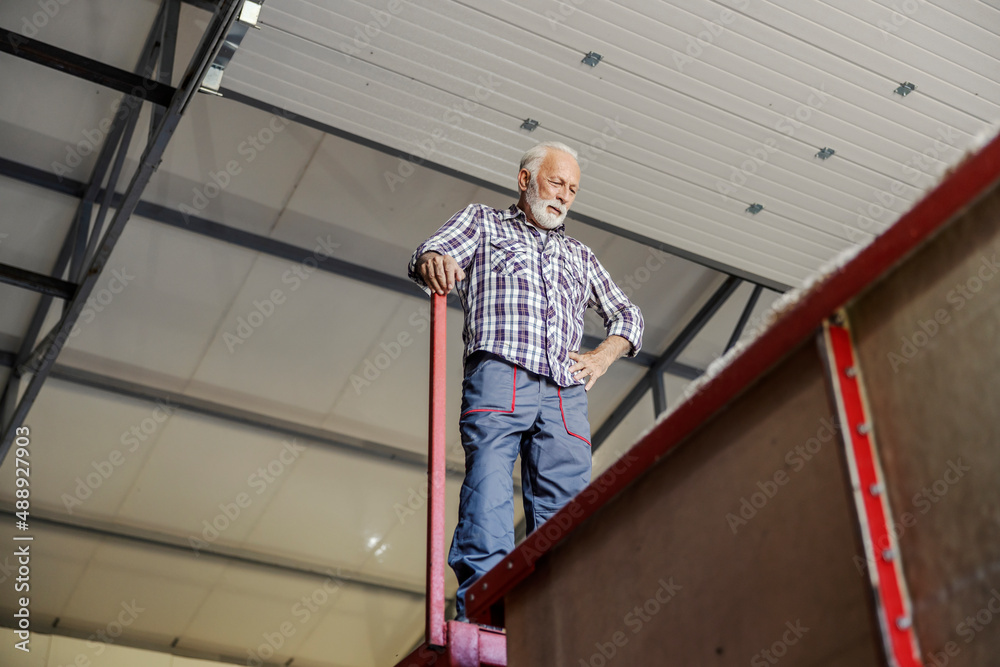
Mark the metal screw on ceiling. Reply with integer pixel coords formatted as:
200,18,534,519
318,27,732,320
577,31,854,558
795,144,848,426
894,81,916,96
816,147,835,160
521,118,539,132
746,203,763,215
582,51,603,67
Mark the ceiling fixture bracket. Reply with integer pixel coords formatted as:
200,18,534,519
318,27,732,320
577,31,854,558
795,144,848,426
199,0,265,95
894,81,916,97
746,203,763,215
582,51,603,67
520,118,539,132
816,147,835,160
239,0,263,27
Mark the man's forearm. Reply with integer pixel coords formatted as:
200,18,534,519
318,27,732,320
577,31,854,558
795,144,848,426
595,334,632,364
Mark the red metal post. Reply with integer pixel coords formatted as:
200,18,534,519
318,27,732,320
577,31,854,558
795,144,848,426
823,317,923,667
427,293,448,647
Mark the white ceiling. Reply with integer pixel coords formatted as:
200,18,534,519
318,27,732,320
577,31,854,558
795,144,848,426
224,0,1000,287
0,0,997,665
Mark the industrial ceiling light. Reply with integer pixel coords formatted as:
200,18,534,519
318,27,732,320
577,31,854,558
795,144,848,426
200,0,263,95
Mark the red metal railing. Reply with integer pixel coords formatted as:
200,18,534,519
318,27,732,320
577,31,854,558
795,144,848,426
392,293,506,667
426,292,448,648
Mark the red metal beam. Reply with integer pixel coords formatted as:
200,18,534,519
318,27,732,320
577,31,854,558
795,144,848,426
466,132,1000,623
427,293,448,647
823,320,922,666
392,623,506,667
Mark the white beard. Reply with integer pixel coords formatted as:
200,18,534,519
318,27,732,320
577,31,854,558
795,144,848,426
527,177,567,229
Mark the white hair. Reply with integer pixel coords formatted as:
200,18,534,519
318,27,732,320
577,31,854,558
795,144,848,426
518,141,579,179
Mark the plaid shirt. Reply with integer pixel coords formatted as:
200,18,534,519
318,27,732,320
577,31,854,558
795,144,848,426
408,204,643,387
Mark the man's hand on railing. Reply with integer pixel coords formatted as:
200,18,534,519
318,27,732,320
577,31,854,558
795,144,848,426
417,251,466,296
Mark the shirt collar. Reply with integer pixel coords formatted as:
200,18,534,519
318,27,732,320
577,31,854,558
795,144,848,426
505,204,566,237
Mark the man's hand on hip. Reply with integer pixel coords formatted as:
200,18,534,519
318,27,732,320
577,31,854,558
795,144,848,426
417,251,466,295
568,335,632,391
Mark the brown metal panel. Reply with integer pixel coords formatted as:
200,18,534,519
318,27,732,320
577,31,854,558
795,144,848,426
849,183,1000,666
506,344,882,666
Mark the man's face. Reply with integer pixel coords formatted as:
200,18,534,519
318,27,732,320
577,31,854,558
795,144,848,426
520,150,580,230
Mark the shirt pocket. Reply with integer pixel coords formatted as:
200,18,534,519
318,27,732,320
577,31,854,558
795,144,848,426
559,254,588,306
489,237,530,276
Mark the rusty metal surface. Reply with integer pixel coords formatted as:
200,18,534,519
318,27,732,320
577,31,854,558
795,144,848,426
849,183,1000,667
505,344,882,666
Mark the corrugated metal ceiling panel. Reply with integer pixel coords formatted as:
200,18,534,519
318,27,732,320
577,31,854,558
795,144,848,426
223,0,1000,286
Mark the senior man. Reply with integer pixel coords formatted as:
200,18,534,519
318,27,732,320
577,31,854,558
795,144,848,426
408,141,643,620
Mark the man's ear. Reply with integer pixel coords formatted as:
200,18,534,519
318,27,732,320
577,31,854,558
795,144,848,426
518,169,531,193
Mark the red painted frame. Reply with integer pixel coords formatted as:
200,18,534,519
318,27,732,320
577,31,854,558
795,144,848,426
823,320,922,666
466,132,1000,623
427,292,448,647
392,293,507,667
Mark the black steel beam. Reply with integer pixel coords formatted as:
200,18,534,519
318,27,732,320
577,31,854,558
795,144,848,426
0,622,281,667
0,155,704,379
0,506,424,598
0,156,83,197
48,360,466,477
651,365,668,417
0,0,245,461
593,276,742,449
181,0,222,12
0,27,175,107
151,0,182,137
0,8,169,434
0,262,76,299
726,284,764,351
219,88,792,294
